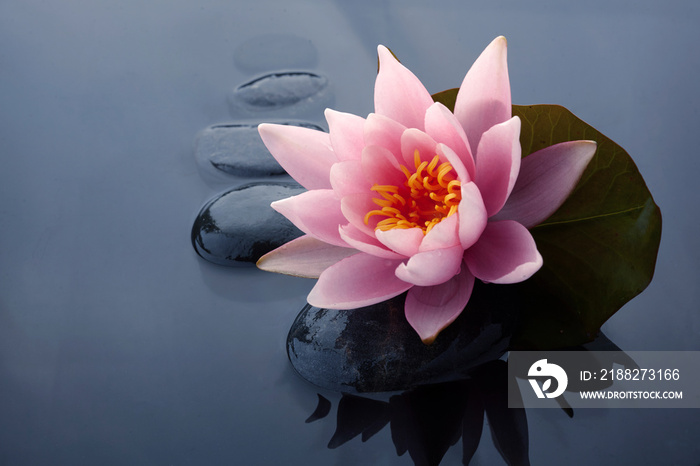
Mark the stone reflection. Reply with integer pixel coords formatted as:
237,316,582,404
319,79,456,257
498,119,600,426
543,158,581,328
308,360,529,466
301,333,630,465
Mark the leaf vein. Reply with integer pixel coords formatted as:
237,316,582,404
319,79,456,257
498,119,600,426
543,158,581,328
535,204,645,227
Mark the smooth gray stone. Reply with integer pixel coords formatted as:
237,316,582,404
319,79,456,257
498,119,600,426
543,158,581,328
287,282,521,393
191,182,305,266
194,122,326,177
233,34,318,73
229,72,332,115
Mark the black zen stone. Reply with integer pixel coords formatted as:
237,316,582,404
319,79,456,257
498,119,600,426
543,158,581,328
287,281,521,393
194,122,326,178
191,182,305,266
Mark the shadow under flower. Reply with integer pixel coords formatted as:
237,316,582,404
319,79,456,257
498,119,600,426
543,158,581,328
308,359,529,466
303,332,635,466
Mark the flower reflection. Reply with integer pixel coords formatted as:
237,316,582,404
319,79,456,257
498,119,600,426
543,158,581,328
308,360,528,466
303,333,634,465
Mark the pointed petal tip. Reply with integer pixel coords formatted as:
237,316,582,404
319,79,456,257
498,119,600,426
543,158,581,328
579,140,598,163
255,248,306,276
494,139,598,228
413,317,450,345
483,36,507,52
377,44,396,57
465,220,543,284
256,235,358,279
421,334,437,345
269,197,285,214
454,36,512,150
377,45,394,63
581,139,598,150
404,271,475,346
374,45,433,130
257,122,272,136
323,107,342,119
257,121,285,135
255,253,269,270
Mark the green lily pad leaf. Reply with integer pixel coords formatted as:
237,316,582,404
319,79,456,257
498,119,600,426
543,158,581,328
433,89,662,349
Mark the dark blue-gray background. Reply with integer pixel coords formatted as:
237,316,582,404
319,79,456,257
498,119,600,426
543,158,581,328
1,1,698,464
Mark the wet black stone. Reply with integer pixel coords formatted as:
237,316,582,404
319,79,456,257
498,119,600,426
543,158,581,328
229,72,332,114
194,122,326,177
287,282,522,393
191,182,305,266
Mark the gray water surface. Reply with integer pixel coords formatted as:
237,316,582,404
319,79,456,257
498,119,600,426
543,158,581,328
1,1,698,464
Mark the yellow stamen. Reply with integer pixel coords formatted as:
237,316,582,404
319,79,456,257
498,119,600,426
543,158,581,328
426,156,439,176
372,198,392,208
371,184,399,193
392,193,406,206
364,151,462,234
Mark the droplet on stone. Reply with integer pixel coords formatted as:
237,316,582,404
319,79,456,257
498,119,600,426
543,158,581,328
234,34,318,73
229,72,332,116
287,283,521,393
194,122,326,178
191,182,305,266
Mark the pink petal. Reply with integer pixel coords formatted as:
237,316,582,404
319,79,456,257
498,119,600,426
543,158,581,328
493,140,597,228
375,45,434,130
474,116,522,217
340,192,381,236
419,213,460,252
454,36,511,151
395,245,464,286
436,143,470,183
325,109,366,161
458,181,488,249
464,220,543,284
271,190,348,248
400,128,438,167
375,227,424,257
425,102,476,179
339,224,403,259
256,235,358,278
361,145,405,187
258,123,336,190
330,160,370,197
404,269,475,344
307,253,411,309
364,113,407,163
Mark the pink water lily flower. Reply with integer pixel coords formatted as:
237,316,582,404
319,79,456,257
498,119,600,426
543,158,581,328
257,37,596,344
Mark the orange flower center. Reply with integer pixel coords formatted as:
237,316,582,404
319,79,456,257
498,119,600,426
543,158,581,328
364,150,462,234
